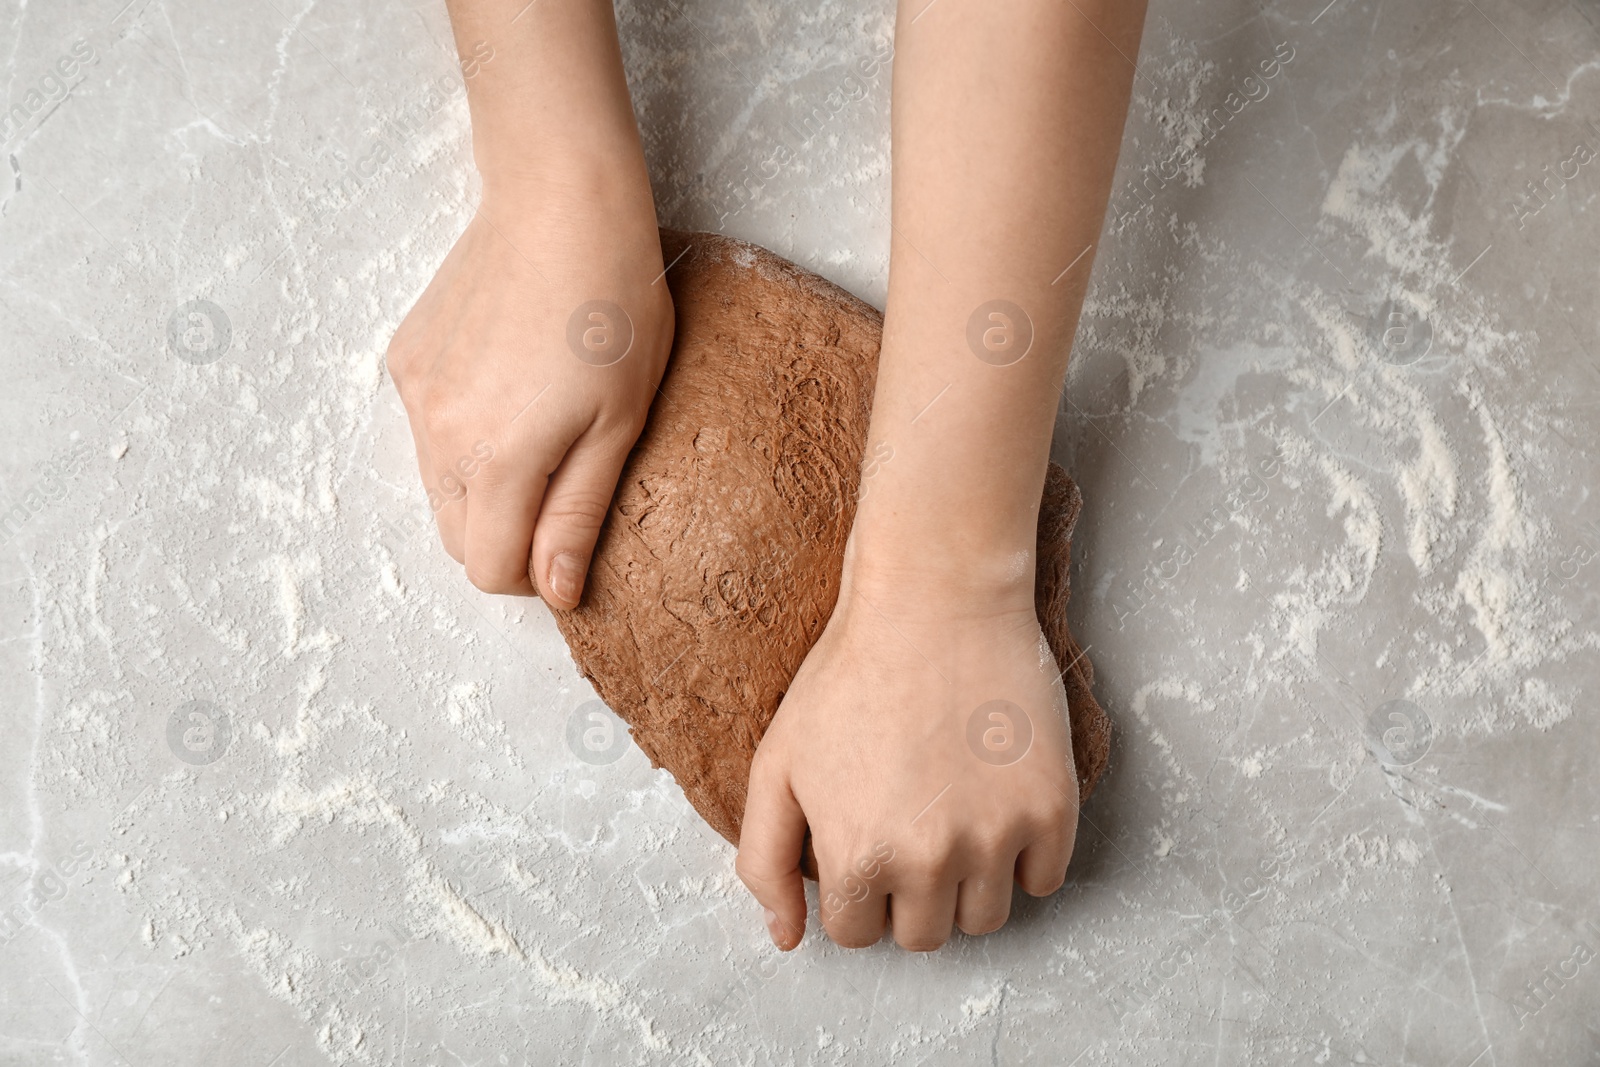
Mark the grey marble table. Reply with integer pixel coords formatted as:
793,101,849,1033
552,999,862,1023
2,0,1597,1063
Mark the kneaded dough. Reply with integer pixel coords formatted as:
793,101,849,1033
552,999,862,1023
551,229,1111,851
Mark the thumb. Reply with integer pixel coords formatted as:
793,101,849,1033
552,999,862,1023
528,434,631,609
736,752,809,950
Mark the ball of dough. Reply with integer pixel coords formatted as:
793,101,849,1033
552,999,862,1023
551,230,1111,854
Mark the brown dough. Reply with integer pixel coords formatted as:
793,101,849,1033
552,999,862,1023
551,230,1111,860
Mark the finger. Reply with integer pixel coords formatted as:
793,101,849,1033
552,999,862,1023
1015,811,1076,898
431,459,469,564
735,752,809,951
401,417,462,564
888,874,958,952
818,845,890,949
955,863,1016,936
800,832,819,881
462,453,547,596
528,425,636,609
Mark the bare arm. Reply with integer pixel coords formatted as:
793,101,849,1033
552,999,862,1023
858,0,1147,595
738,0,1147,950
388,0,670,605
442,0,646,195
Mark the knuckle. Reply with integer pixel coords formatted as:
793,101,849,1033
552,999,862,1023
420,400,460,442
464,566,518,595
822,917,881,950
1041,789,1075,826
1019,870,1066,897
959,913,1008,937
539,486,615,534
592,401,650,442
967,821,1016,861
384,336,414,382
1018,853,1070,896
734,849,793,898
903,843,957,886
1021,797,1073,842
733,852,770,892
896,930,950,953
744,751,786,797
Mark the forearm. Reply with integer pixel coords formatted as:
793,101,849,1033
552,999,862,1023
393,0,671,605
848,0,1147,603
442,0,650,199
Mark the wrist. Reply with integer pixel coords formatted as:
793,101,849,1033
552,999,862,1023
839,514,1038,616
841,441,1047,605
477,143,656,219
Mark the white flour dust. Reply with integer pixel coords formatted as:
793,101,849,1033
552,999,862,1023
1076,84,1595,751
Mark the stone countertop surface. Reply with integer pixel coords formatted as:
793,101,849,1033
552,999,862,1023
1,0,1598,1063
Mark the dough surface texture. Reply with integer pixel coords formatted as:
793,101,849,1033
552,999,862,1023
552,230,1111,848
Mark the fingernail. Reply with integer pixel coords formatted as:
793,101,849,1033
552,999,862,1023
763,907,784,947
549,553,584,605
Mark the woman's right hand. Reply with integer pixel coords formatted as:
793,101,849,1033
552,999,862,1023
386,178,673,606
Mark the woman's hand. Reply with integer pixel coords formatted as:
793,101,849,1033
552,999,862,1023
732,0,1145,950
736,567,1079,951
395,0,671,605
386,181,672,605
